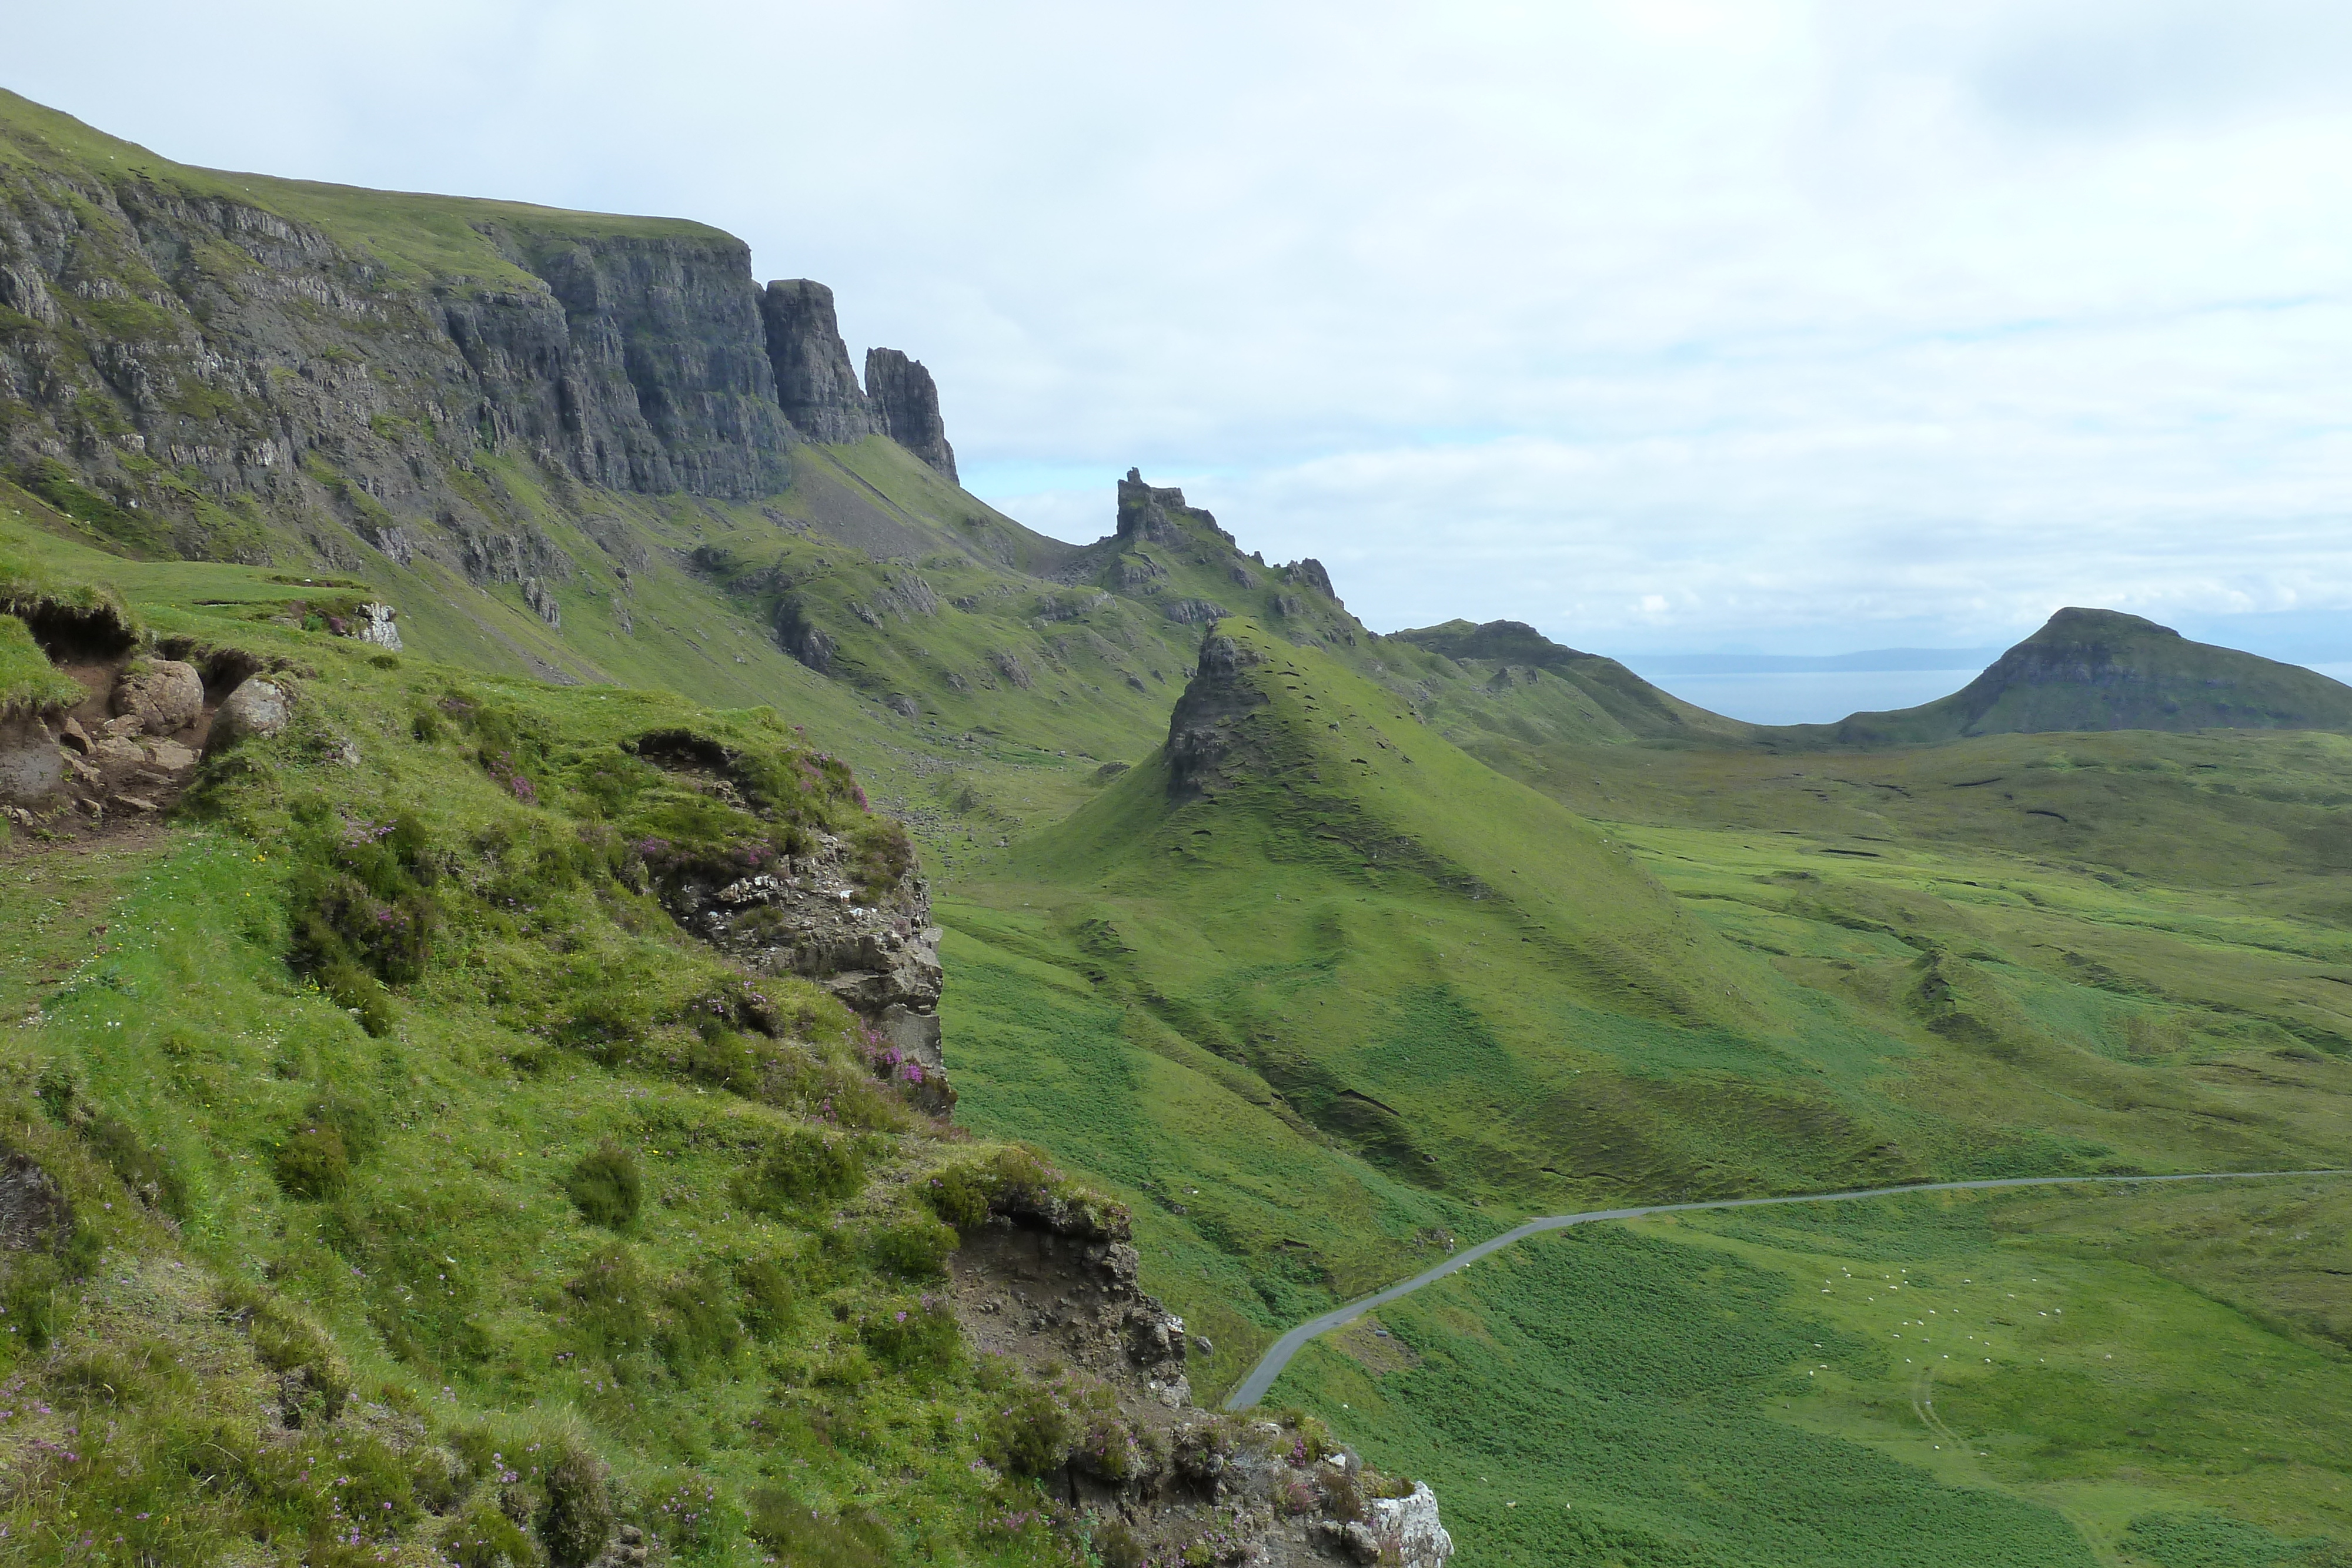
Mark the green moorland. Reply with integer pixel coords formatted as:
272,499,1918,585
11,478,2352,1564
940,623,2352,1564
1270,1178,2352,1567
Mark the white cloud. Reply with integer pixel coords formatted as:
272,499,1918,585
12,1,2352,656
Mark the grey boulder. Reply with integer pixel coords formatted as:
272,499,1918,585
112,659,204,735
205,679,292,755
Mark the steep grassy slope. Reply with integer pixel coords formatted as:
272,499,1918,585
0,545,1187,1567
1231,717,2352,1563
941,620,2352,1408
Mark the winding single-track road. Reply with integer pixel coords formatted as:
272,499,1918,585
1224,1168,2349,1409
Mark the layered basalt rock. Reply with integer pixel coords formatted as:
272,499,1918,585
0,154,797,554
863,347,958,480
0,104,970,577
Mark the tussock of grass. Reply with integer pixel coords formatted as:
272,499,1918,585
0,612,79,715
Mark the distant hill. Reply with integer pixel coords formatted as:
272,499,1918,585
1767,609,2352,747
1391,618,1753,745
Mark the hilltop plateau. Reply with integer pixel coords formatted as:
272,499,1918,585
0,86,2348,1568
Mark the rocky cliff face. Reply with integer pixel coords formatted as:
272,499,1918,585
0,101,961,573
0,155,799,567
758,279,881,444
492,231,797,497
757,284,960,479
863,347,957,480
947,1186,1454,1567
670,838,947,1104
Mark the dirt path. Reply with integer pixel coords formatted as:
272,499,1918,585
1223,1167,2352,1409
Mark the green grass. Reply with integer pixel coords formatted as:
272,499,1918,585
1268,1182,2352,1566
936,625,2352,1566
0,611,79,713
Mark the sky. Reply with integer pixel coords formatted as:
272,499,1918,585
13,1,2352,679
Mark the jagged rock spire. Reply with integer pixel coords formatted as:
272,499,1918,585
759,280,883,444
865,348,957,481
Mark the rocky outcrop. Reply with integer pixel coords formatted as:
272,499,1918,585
863,347,957,480
759,280,882,444
457,526,576,589
1283,558,1340,604
1118,469,1238,549
756,286,962,479
949,1191,1454,1567
205,678,292,755
660,828,947,1106
350,603,401,651
474,230,797,498
522,578,562,627
773,597,837,673
1166,628,1268,801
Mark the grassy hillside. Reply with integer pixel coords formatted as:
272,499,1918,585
1391,617,1756,747
0,545,1178,1567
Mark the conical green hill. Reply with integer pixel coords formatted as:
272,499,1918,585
1781,608,2352,747
1018,617,1745,1028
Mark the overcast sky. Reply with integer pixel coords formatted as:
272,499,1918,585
14,1,2352,663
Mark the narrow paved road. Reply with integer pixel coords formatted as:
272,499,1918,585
1223,1168,2348,1409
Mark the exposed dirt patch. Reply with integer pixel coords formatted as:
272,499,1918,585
0,1148,71,1252
0,648,224,851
